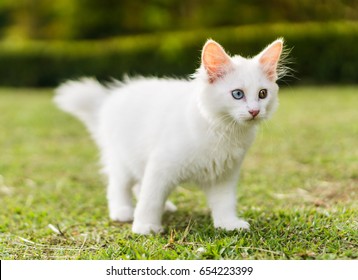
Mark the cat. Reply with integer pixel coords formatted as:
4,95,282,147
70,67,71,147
54,38,285,235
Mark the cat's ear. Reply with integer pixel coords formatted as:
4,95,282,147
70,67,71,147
258,39,283,81
202,39,233,83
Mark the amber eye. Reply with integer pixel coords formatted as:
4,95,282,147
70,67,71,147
259,89,268,99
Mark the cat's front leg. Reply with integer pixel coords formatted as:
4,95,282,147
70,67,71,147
132,165,173,235
133,184,177,213
204,176,249,231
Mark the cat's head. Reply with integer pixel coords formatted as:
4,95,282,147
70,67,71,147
195,39,285,126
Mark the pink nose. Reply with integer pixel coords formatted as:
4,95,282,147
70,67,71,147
249,109,260,117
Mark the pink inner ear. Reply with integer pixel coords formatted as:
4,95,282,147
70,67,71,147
202,41,231,83
259,41,282,81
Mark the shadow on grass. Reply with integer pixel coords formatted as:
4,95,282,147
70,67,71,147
32,207,355,260
162,209,252,239
156,207,357,260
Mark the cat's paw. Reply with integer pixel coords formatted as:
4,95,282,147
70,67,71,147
214,218,250,231
109,206,134,222
132,222,163,235
164,201,177,212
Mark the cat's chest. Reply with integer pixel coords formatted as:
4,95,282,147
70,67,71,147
197,148,245,182
180,134,251,185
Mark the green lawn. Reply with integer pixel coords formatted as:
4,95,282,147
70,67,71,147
0,86,357,260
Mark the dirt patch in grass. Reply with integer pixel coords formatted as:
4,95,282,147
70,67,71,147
273,180,357,208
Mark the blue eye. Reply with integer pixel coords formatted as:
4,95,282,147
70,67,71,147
231,89,245,100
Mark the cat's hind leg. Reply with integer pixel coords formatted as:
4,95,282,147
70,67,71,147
164,200,177,212
106,167,135,222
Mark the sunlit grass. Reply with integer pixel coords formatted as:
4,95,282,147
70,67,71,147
0,86,357,259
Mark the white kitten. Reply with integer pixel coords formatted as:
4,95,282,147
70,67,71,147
54,39,284,234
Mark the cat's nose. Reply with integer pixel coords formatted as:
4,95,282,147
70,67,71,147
249,109,260,117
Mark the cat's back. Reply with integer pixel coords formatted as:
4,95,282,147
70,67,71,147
107,77,194,107
100,77,196,129
98,77,196,147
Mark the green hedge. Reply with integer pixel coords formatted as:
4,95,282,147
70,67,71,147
0,21,357,87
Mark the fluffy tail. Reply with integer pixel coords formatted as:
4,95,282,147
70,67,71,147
54,78,108,137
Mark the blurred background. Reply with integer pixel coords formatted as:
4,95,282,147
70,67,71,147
0,0,357,86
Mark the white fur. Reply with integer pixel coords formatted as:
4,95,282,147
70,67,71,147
54,39,283,234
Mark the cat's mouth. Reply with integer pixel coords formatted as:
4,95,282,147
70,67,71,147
245,116,263,123
231,113,264,125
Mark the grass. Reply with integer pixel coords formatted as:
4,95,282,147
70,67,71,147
0,86,357,260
